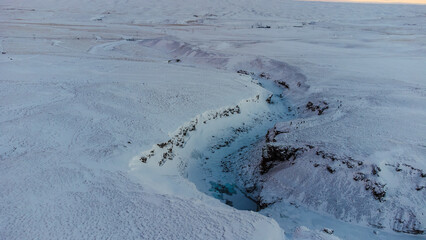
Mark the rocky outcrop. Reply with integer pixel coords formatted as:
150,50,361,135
140,104,243,166
306,101,329,115
260,144,305,174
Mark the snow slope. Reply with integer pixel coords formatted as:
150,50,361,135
0,2,286,239
1,0,425,239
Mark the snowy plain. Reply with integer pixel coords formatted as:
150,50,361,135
1,0,425,239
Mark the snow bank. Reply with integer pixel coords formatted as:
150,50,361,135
2,0,425,239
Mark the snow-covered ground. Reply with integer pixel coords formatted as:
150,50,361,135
1,0,425,239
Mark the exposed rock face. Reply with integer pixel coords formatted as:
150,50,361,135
260,144,305,174
323,228,334,235
238,119,425,235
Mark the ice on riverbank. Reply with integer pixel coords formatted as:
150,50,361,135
1,0,425,239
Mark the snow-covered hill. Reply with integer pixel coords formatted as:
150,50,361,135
1,0,425,239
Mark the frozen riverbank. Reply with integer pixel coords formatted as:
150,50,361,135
1,0,425,239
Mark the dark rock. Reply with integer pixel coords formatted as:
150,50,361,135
306,101,329,115
276,80,290,89
372,164,381,176
266,94,273,104
237,69,250,75
353,172,366,181
246,185,257,193
368,182,386,202
260,145,304,174
326,165,336,174
256,25,271,29
259,72,270,79
168,59,181,63
346,161,355,168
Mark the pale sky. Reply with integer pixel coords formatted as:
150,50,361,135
303,0,426,4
